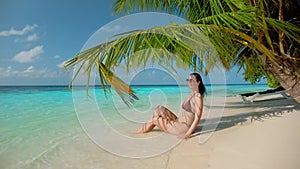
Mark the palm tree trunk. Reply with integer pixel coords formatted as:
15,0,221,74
259,54,300,103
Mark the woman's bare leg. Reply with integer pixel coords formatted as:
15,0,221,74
137,105,177,134
153,105,177,121
137,115,173,133
136,121,155,133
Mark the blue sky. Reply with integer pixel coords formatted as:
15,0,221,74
0,0,264,85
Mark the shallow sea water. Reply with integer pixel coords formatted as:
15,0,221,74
0,84,269,168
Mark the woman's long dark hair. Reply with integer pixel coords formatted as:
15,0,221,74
191,73,206,96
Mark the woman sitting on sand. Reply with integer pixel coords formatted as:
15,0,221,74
137,73,206,139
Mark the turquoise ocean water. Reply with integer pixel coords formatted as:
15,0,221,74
0,84,270,168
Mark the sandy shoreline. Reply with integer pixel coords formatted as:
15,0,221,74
24,93,300,169
167,94,300,169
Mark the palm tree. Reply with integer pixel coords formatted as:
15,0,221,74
65,0,300,104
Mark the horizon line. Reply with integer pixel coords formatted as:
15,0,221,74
0,83,268,87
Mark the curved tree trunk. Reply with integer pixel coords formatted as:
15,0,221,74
259,54,300,103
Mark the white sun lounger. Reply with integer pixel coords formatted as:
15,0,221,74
238,87,290,103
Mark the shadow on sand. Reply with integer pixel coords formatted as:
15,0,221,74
192,97,300,137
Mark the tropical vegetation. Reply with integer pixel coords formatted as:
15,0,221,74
65,0,300,104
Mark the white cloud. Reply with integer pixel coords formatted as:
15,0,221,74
0,24,38,37
0,66,16,77
57,61,67,68
24,66,34,73
53,55,61,59
14,38,22,43
12,45,44,63
14,33,39,43
100,25,122,32
6,66,12,73
151,70,156,75
0,66,58,78
26,33,39,42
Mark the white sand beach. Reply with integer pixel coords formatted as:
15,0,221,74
43,93,300,169
167,94,300,169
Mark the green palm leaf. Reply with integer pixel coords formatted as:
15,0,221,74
65,0,300,105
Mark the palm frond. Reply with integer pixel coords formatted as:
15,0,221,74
264,18,300,44
64,41,139,105
65,0,300,105
113,0,189,16
65,20,281,105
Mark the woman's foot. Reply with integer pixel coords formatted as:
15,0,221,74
136,122,154,134
136,127,145,134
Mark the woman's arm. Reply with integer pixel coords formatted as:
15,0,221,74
181,94,203,139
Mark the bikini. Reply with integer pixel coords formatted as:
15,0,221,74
179,93,196,127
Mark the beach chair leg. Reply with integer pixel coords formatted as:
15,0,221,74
238,95,250,103
249,93,259,103
280,91,290,99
